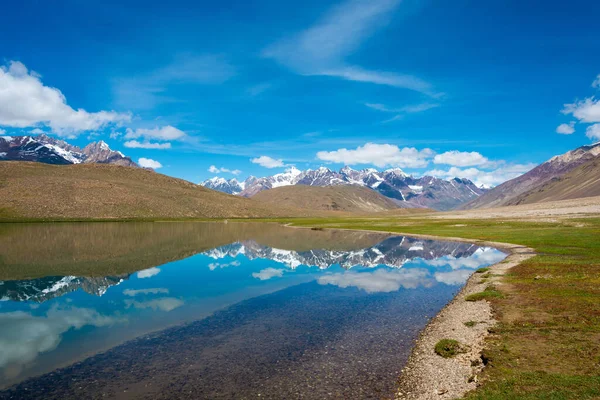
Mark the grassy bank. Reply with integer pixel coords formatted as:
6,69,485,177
281,216,600,399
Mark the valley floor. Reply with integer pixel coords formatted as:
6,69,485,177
278,197,600,399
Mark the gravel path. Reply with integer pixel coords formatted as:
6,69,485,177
395,241,536,400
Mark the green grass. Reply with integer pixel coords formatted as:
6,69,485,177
476,267,490,273
280,215,600,399
464,321,478,327
435,339,465,358
465,286,504,301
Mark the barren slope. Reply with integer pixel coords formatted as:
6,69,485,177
251,184,400,213
464,142,600,209
0,162,306,220
506,158,600,205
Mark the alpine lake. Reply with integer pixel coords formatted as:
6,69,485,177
0,222,506,399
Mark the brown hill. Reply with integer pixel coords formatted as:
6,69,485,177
505,158,600,206
0,162,307,220
464,142,600,209
251,185,400,213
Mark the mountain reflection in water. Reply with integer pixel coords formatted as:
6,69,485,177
0,222,506,398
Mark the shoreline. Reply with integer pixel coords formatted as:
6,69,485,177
283,224,536,399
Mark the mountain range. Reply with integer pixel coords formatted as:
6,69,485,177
0,134,137,167
203,236,497,270
1,236,497,303
465,142,600,209
201,166,486,211
0,275,128,303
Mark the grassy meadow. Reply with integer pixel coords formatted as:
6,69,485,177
275,215,600,399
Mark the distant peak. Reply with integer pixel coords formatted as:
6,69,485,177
383,168,407,178
285,166,302,175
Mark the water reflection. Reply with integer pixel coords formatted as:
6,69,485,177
0,222,506,397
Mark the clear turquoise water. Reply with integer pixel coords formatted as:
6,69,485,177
0,222,506,399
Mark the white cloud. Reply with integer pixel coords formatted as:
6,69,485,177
317,143,434,168
586,124,600,141
317,268,434,293
433,269,472,285
556,122,576,135
424,247,507,270
208,165,242,175
433,151,489,167
124,140,171,149
124,297,184,312
208,260,241,271
138,158,163,169
29,128,45,134
137,267,161,279
123,288,169,296
0,307,120,376
125,125,185,141
263,0,437,95
0,61,131,136
113,54,236,110
562,98,600,123
426,163,536,188
251,155,286,168
0,129,5,135
252,268,284,280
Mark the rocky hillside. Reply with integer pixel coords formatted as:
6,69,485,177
0,134,137,167
0,162,307,220
251,185,401,213
464,142,600,209
201,166,485,211
505,157,600,206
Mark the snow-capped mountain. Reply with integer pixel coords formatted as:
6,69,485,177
203,236,492,270
201,166,486,210
0,274,128,303
0,134,137,167
201,177,245,195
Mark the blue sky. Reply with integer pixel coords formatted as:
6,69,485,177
1,0,599,186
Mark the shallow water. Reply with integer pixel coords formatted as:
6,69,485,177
0,222,506,399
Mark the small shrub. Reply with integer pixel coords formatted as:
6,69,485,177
465,286,504,302
464,321,478,327
435,339,465,358
475,267,490,273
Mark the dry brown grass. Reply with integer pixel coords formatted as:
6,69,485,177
251,184,401,213
0,162,314,220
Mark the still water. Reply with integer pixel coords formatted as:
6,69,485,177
0,222,506,399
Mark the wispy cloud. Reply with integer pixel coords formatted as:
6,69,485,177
124,140,172,149
208,165,242,175
263,0,437,95
246,82,273,97
365,101,440,123
113,54,236,110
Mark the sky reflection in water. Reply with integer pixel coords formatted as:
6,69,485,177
0,223,506,390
